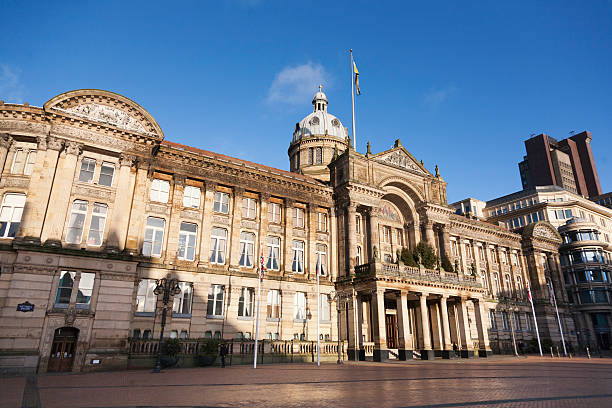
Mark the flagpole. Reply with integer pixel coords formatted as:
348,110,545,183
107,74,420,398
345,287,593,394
547,279,567,356
253,253,263,369
350,49,356,150
316,261,321,366
527,281,543,356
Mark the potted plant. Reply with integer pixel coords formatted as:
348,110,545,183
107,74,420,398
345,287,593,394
198,339,220,366
160,338,181,368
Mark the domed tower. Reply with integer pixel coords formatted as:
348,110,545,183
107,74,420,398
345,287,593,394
288,86,349,182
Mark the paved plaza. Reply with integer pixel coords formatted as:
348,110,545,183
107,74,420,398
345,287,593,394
4,356,612,408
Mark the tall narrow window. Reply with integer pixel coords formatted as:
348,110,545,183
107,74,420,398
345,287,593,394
309,147,314,165
178,222,197,261
0,193,25,238
515,276,523,298
502,311,510,331
239,232,255,267
238,287,254,317
267,289,281,319
489,310,497,330
66,200,88,244
268,202,281,223
213,191,230,214
150,179,170,203
76,273,95,308
316,244,327,276
242,197,257,219
292,240,304,273
24,150,36,175
172,282,193,314
356,215,361,234
182,186,201,208
142,217,165,257
316,147,323,164
55,271,75,305
356,246,362,265
79,158,96,183
207,284,225,317
317,212,327,232
319,293,331,321
136,279,157,312
266,236,280,270
294,292,306,320
492,273,500,295
10,149,24,174
98,162,115,186
293,207,305,228
86,203,107,246
210,227,227,264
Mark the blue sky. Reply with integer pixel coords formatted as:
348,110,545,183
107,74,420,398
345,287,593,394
1,1,611,203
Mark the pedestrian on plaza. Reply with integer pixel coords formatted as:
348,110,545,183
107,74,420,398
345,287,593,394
452,342,458,356
220,343,228,368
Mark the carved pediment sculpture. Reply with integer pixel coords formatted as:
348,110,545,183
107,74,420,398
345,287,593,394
373,148,429,175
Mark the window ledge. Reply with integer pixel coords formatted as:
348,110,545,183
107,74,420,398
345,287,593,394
206,315,224,320
294,319,307,323
266,317,281,322
320,320,332,324
134,312,155,317
237,316,254,321
172,313,192,319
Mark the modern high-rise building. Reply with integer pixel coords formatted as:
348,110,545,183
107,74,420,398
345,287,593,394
518,132,602,198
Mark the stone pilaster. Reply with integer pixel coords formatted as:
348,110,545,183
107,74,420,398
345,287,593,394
198,181,217,267
371,289,388,361
283,199,294,275
105,154,136,251
124,161,150,253
456,297,471,351
473,298,491,355
229,187,244,269
440,295,452,350
396,291,412,359
0,133,13,174
165,175,184,261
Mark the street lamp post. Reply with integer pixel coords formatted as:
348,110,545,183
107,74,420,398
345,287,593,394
330,291,343,365
153,277,181,373
508,306,519,357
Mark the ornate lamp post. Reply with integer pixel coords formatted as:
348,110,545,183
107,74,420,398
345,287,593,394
153,277,181,373
330,291,343,364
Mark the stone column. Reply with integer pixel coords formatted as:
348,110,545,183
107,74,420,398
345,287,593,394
455,297,473,357
329,207,338,280
430,302,443,350
346,292,362,360
396,291,413,360
105,154,136,251
368,207,380,263
440,295,452,352
164,175,184,260
423,222,436,250
370,288,388,361
0,133,12,174
441,225,451,261
346,204,357,271
307,204,317,279
198,181,217,267
473,298,491,356
41,141,82,245
229,187,244,269
283,199,294,275
17,136,63,242
124,162,150,252
419,292,434,359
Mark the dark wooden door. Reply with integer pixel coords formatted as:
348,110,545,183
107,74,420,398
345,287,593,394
385,314,398,349
48,327,78,372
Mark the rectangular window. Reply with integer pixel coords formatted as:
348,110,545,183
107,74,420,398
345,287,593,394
525,313,533,332
239,231,255,267
178,222,197,261
150,179,170,203
11,148,25,174
79,158,96,183
242,197,257,219
382,226,391,244
396,229,403,247
294,292,306,320
55,271,75,305
76,273,95,307
319,293,331,321
316,244,327,276
24,150,36,175
0,193,26,238
293,207,305,228
479,246,485,261
317,212,327,232
356,246,362,265
214,191,230,214
172,282,193,314
268,202,281,223
210,227,227,264
513,312,522,331
266,236,280,270
491,248,498,264
489,309,496,330
98,162,115,186
136,279,157,313
502,311,510,330
292,240,305,273
267,289,281,319
182,185,201,208
501,251,508,265
86,203,108,246
238,287,254,317
511,253,518,266
207,284,225,317
356,215,361,234
142,217,165,257
66,200,88,244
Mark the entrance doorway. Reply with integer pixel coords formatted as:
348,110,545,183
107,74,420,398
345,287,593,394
385,314,398,348
48,327,79,372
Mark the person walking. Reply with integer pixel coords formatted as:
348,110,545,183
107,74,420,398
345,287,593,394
220,343,228,368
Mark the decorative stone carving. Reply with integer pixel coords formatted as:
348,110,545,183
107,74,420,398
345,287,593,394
64,141,82,156
37,135,48,151
57,103,147,134
146,203,169,215
180,209,200,221
212,215,231,226
65,308,77,326
268,224,283,234
533,225,556,240
47,137,64,151
378,150,424,173
241,220,258,230
120,154,136,167
0,133,12,148
2,176,30,188
73,185,113,201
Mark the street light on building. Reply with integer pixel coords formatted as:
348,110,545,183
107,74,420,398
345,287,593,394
152,277,181,373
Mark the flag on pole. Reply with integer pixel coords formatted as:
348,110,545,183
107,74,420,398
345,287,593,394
353,61,361,95
259,250,266,282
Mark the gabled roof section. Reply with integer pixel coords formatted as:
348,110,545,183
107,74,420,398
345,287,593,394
44,89,164,140
371,142,432,176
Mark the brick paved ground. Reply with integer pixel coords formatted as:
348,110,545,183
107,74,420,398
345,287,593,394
4,356,612,408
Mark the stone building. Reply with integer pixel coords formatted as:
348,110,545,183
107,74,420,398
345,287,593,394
0,88,575,374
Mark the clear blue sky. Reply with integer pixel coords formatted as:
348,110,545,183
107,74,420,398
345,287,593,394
1,1,611,203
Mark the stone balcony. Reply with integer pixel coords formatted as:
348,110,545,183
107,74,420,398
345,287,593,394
353,261,482,288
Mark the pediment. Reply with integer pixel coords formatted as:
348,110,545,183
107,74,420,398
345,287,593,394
372,147,430,175
44,89,164,139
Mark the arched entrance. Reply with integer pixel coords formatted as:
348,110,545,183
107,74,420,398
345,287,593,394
48,327,79,372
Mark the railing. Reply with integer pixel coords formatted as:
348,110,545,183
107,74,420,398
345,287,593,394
376,262,482,288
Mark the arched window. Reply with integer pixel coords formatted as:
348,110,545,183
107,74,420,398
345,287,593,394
316,147,322,164
309,147,314,165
